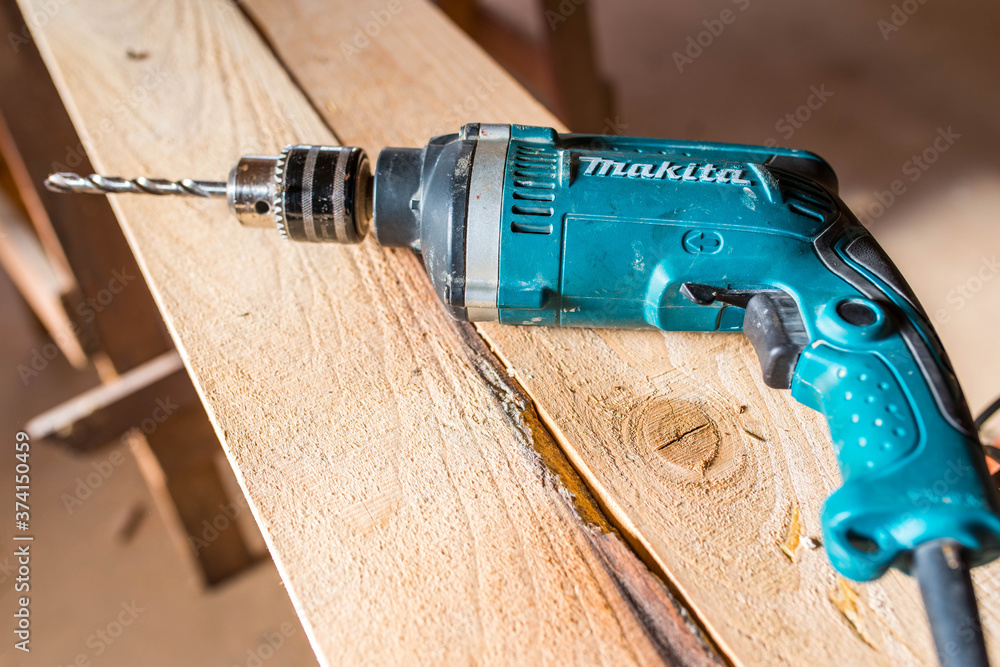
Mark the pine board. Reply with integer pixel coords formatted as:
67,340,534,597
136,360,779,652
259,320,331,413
237,0,1000,664
18,0,721,665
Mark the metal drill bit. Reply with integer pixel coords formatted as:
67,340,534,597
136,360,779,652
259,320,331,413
45,145,373,245
44,172,226,198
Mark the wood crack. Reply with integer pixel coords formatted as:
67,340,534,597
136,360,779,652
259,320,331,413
655,422,712,452
457,320,728,667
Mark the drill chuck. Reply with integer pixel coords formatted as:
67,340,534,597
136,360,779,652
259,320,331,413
229,145,372,243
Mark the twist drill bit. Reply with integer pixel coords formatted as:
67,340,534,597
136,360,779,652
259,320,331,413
45,172,226,198
44,144,372,244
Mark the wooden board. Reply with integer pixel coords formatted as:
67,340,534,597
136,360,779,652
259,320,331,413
24,350,189,449
19,1,720,664
235,1,1000,664
0,0,175,373
0,179,87,366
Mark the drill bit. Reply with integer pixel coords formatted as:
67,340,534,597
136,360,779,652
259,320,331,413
44,172,226,198
44,144,372,244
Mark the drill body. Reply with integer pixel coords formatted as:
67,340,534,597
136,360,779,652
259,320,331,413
44,123,1000,661
371,123,1000,582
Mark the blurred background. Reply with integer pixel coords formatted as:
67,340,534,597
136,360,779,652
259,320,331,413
0,0,998,664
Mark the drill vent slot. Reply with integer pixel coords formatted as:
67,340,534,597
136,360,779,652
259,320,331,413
513,191,556,202
510,143,559,233
514,180,555,190
512,205,554,216
516,156,557,164
768,166,837,223
511,220,553,235
512,149,558,181
787,202,827,223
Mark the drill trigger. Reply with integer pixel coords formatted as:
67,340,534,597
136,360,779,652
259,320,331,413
679,282,777,309
680,283,808,388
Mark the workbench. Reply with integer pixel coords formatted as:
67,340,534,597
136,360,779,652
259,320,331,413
16,0,1000,664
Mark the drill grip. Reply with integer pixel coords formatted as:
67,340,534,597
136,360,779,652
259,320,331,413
789,227,1000,581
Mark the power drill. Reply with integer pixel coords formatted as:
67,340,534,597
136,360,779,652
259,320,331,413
47,123,1000,666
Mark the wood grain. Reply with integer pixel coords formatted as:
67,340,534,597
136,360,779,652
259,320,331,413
19,0,720,664
237,0,1000,664
0,0,175,373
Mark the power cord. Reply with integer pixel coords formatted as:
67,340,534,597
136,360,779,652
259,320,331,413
975,395,1000,431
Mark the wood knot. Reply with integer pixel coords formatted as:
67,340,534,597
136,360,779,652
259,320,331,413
645,400,721,476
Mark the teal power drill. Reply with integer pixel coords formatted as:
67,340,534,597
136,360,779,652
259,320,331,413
47,123,1000,665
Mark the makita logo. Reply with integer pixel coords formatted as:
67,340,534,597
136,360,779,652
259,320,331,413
579,156,751,185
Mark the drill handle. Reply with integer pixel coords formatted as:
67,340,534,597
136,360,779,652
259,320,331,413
783,225,1000,581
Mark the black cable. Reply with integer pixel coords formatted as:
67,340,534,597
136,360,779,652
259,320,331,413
976,395,1000,431
914,540,990,667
